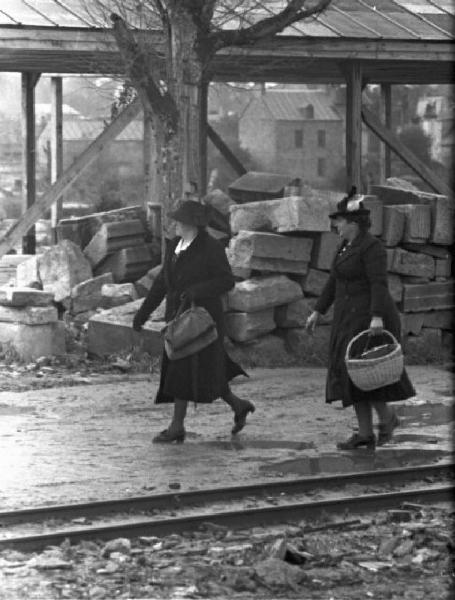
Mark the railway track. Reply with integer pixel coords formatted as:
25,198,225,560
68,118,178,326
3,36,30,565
1,461,453,552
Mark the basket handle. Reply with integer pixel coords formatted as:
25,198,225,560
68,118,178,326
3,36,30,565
345,329,399,362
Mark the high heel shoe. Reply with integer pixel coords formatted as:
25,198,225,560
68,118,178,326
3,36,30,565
153,428,186,444
231,400,255,435
377,412,400,446
337,433,376,450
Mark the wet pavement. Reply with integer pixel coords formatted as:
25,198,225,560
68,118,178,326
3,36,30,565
0,366,453,510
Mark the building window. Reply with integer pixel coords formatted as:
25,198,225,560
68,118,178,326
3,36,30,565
294,129,303,148
317,130,326,148
317,158,326,177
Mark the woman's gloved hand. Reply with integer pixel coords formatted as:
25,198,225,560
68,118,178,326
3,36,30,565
305,311,320,335
369,316,384,335
132,314,143,332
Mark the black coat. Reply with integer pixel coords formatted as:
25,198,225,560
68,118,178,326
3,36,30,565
314,230,415,407
134,230,245,403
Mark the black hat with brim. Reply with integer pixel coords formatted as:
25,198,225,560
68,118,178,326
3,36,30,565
329,192,370,219
168,200,209,227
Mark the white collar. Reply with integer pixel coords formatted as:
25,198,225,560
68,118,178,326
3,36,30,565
175,235,196,255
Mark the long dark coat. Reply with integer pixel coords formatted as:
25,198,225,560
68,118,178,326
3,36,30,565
314,230,415,407
134,230,245,403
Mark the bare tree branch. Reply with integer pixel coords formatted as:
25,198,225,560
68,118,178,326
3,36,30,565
209,0,332,50
110,12,178,136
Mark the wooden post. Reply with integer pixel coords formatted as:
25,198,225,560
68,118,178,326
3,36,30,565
362,106,453,197
0,98,141,259
21,72,40,254
380,83,392,181
50,76,63,243
199,80,208,196
345,63,362,192
207,125,247,176
143,110,153,208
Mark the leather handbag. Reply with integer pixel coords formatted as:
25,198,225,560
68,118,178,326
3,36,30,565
163,301,218,361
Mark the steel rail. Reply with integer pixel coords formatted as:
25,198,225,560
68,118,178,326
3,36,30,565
1,462,453,526
0,485,452,552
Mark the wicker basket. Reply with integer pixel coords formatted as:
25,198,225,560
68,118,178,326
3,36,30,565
345,329,404,391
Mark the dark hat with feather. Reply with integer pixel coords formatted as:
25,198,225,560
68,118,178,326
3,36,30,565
329,186,370,219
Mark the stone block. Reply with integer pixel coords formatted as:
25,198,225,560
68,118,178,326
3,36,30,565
229,230,313,261
425,194,453,245
225,333,292,368
403,328,444,364
70,273,114,314
386,248,395,271
38,240,93,303
225,309,275,342
372,187,453,246
401,280,455,312
388,274,403,303
395,204,431,243
83,219,146,268
274,298,309,328
371,185,427,205
310,232,339,270
400,312,424,336
301,269,330,297
402,243,450,259
231,266,252,280
0,321,65,361
135,265,162,297
285,325,331,365
363,196,383,236
435,257,452,279
87,303,163,358
422,310,453,330
390,248,435,279
95,244,159,283
16,255,41,288
227,275,302,312
57,205,148,249
0,287,54,307
401,275,431,285
381,206,405,247
204,189,236,216
229,196,331,235
273,196,331,233
101,283,138,308
0,254,33,286
229,254,309,275
0,305,58,325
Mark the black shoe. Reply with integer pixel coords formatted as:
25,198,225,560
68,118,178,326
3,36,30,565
377,413,400,446
231,401,255,435
337,433,376,450
153,428,185,444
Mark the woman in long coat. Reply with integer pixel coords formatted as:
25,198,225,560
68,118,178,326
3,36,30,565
132,200,254,443
306,190,415,449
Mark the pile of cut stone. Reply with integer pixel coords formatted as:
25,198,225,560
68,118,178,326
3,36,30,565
224,191,340,361
0,205,161,360
224,181,453,363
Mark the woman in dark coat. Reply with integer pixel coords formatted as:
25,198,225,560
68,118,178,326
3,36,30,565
132,200,254,443
306,189,415,449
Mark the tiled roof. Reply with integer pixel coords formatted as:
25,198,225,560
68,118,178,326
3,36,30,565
258,90,341,121
0,0,453,41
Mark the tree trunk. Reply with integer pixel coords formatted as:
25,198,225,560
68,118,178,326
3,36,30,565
154,5,204,239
